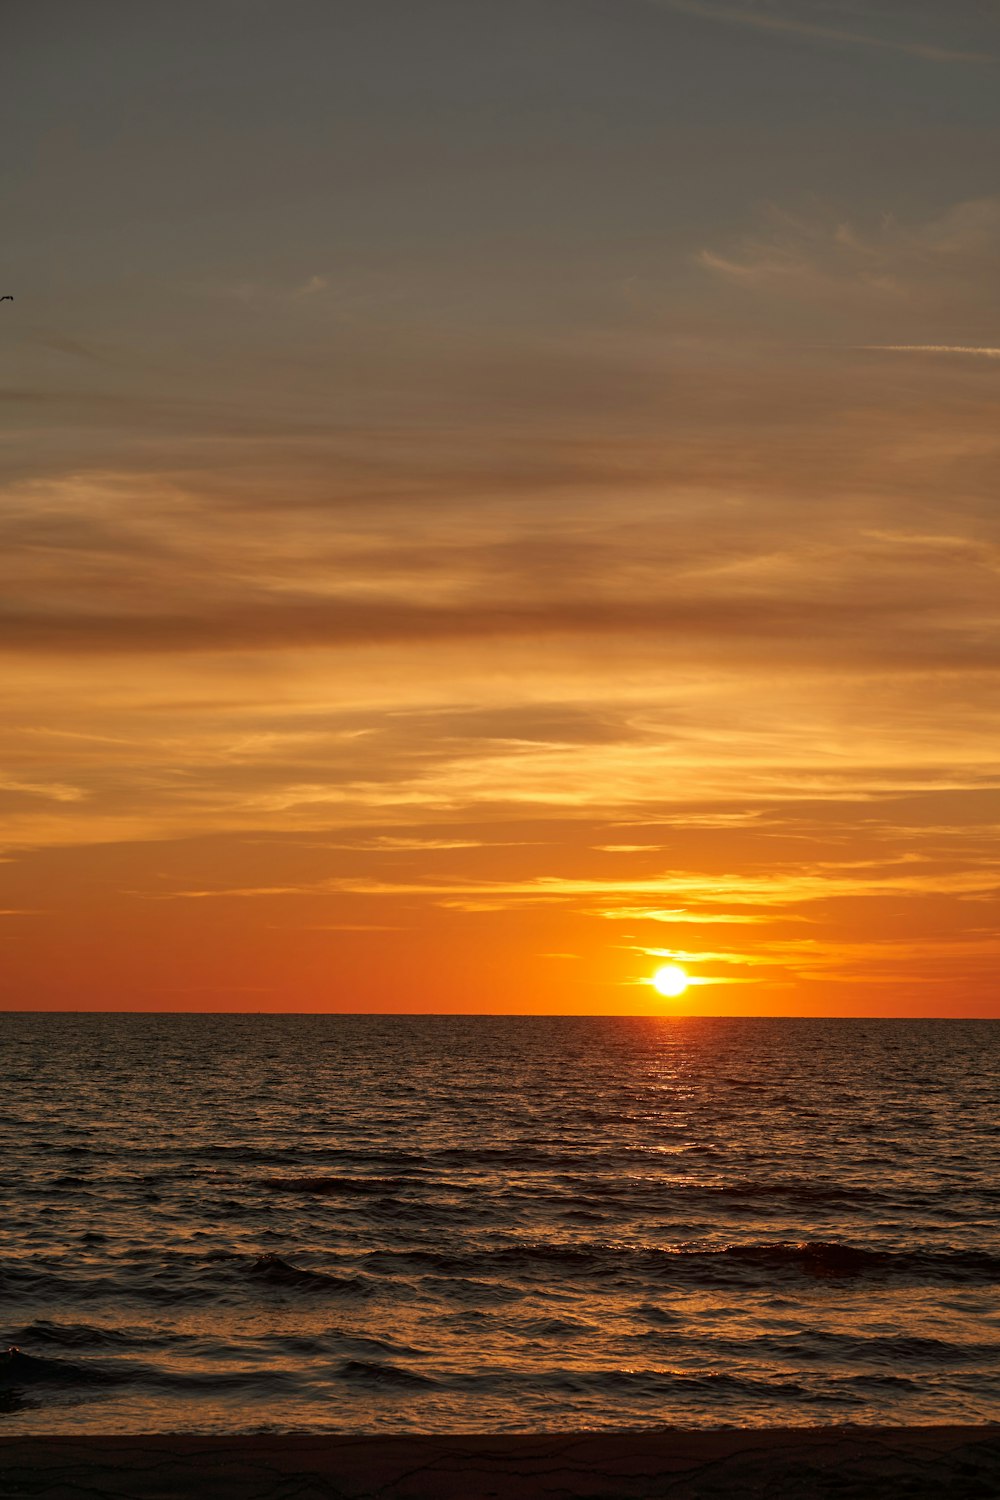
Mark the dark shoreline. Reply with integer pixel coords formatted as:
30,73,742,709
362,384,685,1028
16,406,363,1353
3,1426,1000,1498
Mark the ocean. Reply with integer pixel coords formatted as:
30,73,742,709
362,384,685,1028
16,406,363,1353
1,1013,998,1434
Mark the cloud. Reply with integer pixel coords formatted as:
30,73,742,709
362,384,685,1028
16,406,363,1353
2,503,998,674
646,1,993,64
5,590,985,657
698,198,1000,324
153,865,1000,908
630,972,757,986
631,945,771,965
352,836,489,851
600,907,769,924
594,844,663,852
862,346,1000,360
219,275,328,302
0,777,86,803
1,311,998,856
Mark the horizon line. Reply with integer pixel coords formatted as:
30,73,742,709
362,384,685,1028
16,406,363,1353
1,1009,996,1021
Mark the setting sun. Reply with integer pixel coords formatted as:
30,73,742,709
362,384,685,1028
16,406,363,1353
652,964,689,999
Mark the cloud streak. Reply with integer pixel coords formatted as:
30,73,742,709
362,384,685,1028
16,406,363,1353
3,589,993,659
646,1,993,65
698,199,1000,325
863,345,1000,360
153,865,1000,908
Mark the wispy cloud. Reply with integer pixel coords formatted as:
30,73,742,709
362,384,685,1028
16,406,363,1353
647,1,992,64
698,198,1000,315
150,866,1000,907
600,907,770,924
292,275,329,299
0,777,86,803
218,273,330,303
630,972,755,987
862,345,1000,360
352,836,490,851
6,590,982,656
631,945,772,965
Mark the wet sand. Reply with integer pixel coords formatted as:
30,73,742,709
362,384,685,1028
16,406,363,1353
2,1426,999,1499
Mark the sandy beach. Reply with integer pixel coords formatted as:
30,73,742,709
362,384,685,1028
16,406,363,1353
2,1426,999,1499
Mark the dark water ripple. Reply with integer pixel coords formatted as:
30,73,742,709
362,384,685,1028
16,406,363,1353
0,1013,998,1432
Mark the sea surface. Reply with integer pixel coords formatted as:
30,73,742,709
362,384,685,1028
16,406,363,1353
1,1013,998,1434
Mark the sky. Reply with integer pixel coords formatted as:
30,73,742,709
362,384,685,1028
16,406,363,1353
2,0,999,1014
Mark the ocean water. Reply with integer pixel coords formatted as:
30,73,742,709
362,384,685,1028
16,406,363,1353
1,1013,998,1434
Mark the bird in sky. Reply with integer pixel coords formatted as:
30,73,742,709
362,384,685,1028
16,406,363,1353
0,296,13,302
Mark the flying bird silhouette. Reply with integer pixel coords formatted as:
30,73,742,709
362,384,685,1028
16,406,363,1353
0,296,12,302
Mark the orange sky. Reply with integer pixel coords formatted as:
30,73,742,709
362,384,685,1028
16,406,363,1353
2,1,999,1013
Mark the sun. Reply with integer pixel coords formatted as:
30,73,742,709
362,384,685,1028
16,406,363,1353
651,963,689,999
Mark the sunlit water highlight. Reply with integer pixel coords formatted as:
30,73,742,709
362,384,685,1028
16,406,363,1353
1,1014,998,1433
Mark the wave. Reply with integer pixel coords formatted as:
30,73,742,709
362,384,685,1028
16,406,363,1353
3,1239,996,1319
515,1316,593,1338
359,1239,1000,1284
0,1253,379,1305
245,1254,375,1296
5,1340,992,1411
0,1347,129,1389
259,1176,418,1197
844,1373,919,1389
456,1365,813,1399
683,1241,1000,1281
629,1328,1000,1366
0,1346,311,1402
416,1274,526,1304
335,1359,438,1389
7,1321,175,1351
535,1175,884,1208
424,1148,593,1170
